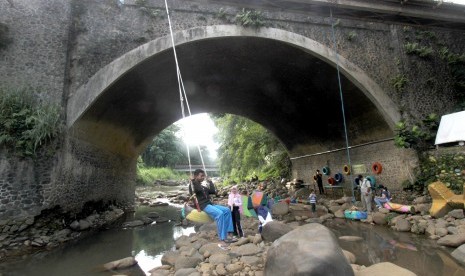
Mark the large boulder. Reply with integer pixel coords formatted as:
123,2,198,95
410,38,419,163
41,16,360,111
451,244,465,266
437,233,465,247
103,257,137,270
272,202,290,216
265,223,353,276
261,221,293,242
372,212,387,225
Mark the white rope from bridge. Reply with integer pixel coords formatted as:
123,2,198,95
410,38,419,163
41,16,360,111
329,7,355,202
164,0,207,176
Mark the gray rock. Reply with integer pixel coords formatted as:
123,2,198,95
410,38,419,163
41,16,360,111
342,249,356,264
161,250,180,266
449,209,465,219
396,218,411,232
103,257,137,270
226,263,243,274
356,262,416,276
334,209,345,218
146,212,160,218
174,255,202,270
265,223,353,275
240,256,261,266
413,196,429,204
372,212,387,225
425,225,436,237
436,227,449,237
176,235,192,249
174,268,197,276
451,244,465,266
155,217,169,223
437,233,465,247
123,220,144,228
69,220,80,230
230,243,262,256
271,202,289,216
261,221,293,242
208,253,231,265
339,236,363,242
78,219,91,230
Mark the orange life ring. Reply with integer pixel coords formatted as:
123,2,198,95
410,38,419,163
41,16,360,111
327,177,336,185
372,162,383,174
343,165,351,175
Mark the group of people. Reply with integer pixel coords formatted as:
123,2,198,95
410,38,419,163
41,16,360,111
188,169,272,250
356,174,392,213
311,169,391,214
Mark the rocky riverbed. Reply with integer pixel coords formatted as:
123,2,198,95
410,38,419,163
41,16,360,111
1,181,465,275
142,182,465,275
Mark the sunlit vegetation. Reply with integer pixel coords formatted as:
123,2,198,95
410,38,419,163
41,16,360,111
213,114,291,183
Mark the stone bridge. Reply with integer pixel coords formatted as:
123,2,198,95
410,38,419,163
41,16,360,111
1,0,465,220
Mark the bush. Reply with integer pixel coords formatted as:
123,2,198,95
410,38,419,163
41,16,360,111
415,153,465,194
0,86,62,156
235,9,265,28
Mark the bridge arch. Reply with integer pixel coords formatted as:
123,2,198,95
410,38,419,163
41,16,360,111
67,25,400,158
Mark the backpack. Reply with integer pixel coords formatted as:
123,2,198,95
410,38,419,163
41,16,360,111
386,190,392,200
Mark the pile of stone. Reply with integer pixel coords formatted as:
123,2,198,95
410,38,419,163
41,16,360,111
0,206,125,260
148,219,416,276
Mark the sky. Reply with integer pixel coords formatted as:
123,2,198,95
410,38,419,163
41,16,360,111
174,113,219,159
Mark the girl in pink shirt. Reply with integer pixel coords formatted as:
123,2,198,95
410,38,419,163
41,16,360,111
228,186,244,238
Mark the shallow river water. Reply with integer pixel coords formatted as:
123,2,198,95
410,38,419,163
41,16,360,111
1,186,465,276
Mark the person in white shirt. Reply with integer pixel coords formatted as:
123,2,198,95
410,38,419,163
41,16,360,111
360,176,373,214
227,186,244,238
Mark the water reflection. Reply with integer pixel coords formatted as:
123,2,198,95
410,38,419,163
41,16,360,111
1,203,194,276
327,219,465,276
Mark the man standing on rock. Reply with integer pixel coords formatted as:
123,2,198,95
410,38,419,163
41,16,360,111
360,176,372,214
314,169,324,195
189,169,234,250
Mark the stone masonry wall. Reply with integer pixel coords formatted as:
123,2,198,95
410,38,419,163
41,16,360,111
291,140,418,192
0,0,72,105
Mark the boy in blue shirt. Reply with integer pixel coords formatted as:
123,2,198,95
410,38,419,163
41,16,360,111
308,189,317,213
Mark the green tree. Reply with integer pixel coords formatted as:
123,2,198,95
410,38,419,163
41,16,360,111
140,125,184,167
213,114,291,182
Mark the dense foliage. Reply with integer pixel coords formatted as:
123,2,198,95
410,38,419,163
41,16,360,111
405,153,465,194
140,124,215,168
213,114,291,183
140,125,185,168
394,113,439,152
0,86,62,156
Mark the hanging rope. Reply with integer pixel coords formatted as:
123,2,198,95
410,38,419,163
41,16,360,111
164,0,207,176
329,8,355,202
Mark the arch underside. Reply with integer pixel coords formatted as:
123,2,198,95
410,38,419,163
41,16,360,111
68,27,398,158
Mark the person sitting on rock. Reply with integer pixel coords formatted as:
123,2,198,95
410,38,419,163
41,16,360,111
374,185,391,209
257,205,273,233
189,169,235,250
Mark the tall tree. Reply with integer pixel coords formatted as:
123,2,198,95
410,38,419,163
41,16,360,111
213,114,291,182
141,124,184,168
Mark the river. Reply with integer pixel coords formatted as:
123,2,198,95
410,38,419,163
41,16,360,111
1,186,464,276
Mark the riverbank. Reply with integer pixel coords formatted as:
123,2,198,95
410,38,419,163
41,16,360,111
144,182,465,275
1,183,465,275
